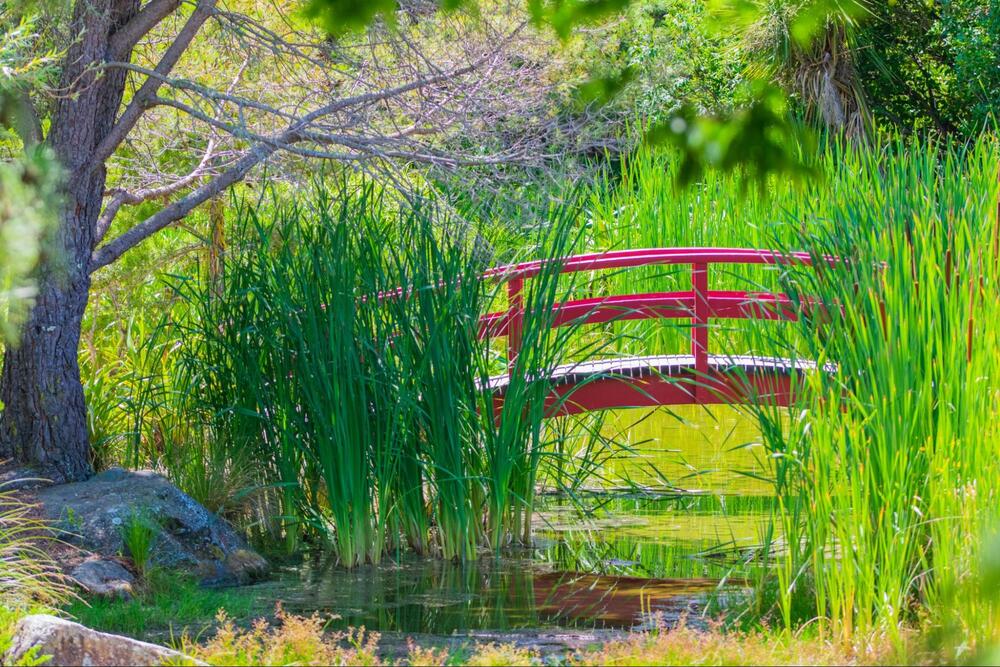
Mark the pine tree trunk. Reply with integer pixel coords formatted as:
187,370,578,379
0,0,139,482
0,267,92,483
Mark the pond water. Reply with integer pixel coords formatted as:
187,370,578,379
244,405,777,644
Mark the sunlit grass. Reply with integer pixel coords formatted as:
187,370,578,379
749,136,1000,648
176,608,899,666
79,130,1000,656
64,570,259,640
0,481,72,662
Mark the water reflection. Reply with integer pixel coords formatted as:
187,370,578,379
245,406,776,636
581,405,779,495
530,572,719,626
254,552,724,634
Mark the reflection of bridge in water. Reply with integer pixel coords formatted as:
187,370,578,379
532,571,726,627
480,248,834,416
264,550,738,634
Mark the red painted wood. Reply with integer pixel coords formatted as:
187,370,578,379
537,372,795,417
385,247,832,415
477,291,798,337
506,278,524,374
691,262,710,378
480,248,827,414
481,247,827,282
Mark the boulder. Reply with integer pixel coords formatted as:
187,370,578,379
201,548,271,588
4,615,204,666
36,468,267,586
71,559,136,600
225,548,269,581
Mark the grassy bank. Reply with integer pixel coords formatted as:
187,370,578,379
71,133,1000,657
174,610,895,665
62,570,260,640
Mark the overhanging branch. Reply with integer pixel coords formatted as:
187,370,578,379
91,141,273,271
86,0,217,176
109,0,186,60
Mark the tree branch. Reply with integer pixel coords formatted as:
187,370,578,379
86,0,217,175
91,141,272,271
95,138,217,243
90,48,502,271
99,62,302,122
109,0,186,59
90,15,567,270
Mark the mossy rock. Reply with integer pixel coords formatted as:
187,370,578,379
36,468,268,586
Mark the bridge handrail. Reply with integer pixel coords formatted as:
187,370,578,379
481,247,832,379
480,247,828,282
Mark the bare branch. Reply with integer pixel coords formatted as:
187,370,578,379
86,0,217,174
99,62,300,122
109,0,186,59
91,141,273,271
95,138,217,243
92,7,584,270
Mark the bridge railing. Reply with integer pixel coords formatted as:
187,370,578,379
477,248,828,377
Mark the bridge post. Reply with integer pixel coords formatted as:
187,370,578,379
507,277,524,373
692,262,710,402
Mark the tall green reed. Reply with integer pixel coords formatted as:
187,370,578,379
757,136,1000,645
588,133,1000,648
164,181,611,564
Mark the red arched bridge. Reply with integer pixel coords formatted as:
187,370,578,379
475,248,832,417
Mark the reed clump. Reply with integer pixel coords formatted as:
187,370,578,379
157,183,604,565
741,137,1000,650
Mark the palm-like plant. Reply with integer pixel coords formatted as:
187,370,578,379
738,0,871,138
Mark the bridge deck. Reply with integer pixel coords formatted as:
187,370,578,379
487,354,832,414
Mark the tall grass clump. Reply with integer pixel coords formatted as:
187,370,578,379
474,206,626,551
756,135,1000,647
174,185,428,565
120,510,159,577
166,181,601,565
0,482,71,658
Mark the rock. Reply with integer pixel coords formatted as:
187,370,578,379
35,468,268,586
71,559,136,600
198,548,270,588
224,548,270,584
4,615,205,666
0,463,54,491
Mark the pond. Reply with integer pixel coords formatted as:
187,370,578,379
242,405,777,650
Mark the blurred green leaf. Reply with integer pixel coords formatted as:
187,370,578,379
572,66,636,109
789,0,868,45
646,82,817,189
0,146,61,343
709,0,869,46
300,0,400,35
529,0,632,39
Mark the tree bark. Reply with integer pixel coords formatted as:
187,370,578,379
0,267,92,483
0,0,140,481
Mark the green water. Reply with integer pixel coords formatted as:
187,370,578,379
248,406,776,637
